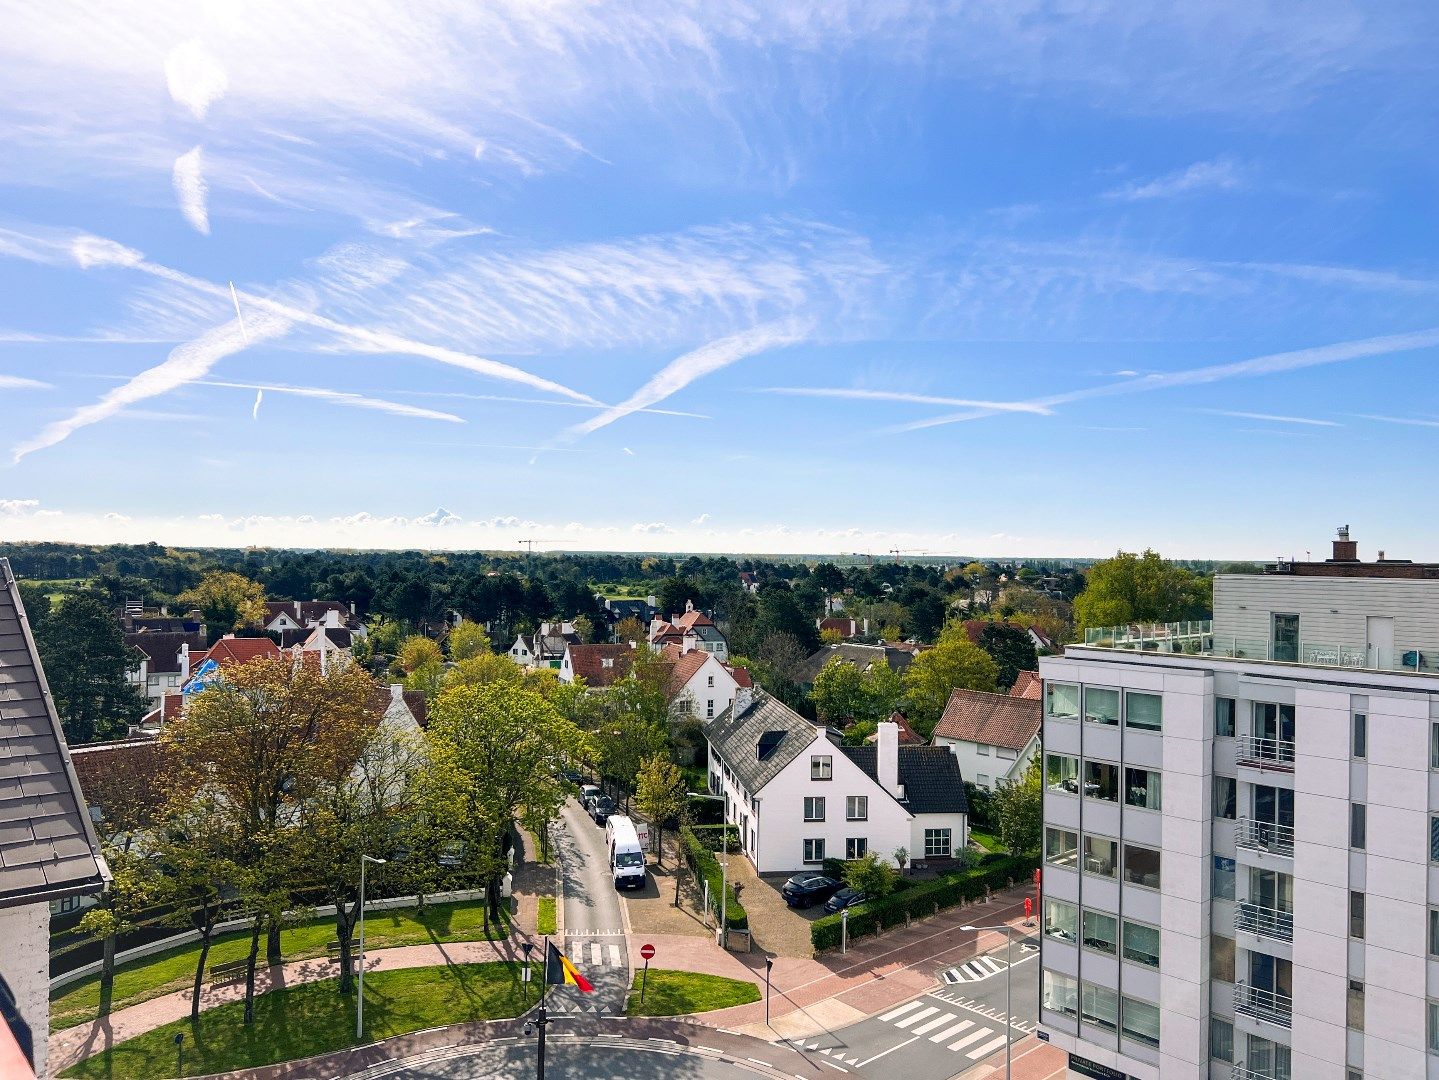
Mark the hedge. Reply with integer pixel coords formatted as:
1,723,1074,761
810,855,1037,951
680,825,748,930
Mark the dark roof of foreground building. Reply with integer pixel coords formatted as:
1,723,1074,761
706,692,818,794
839,744,970,816
0,559,109,909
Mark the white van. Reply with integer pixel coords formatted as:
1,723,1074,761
605,815,646,890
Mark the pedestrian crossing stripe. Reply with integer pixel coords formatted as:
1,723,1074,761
940,955,1009,984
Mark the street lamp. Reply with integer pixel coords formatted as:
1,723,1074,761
687,791,728,947
764,957,774,1026
357,854,387,1040
961,923,1019,1080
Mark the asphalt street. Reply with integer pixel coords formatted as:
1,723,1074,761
546,796,631,1018
786,933,1041,1079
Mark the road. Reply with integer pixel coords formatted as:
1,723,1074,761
547,796,630,1017
785,933,1041,1079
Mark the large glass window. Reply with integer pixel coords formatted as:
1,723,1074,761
1047,682,1080,719
1125,691,1162,731
1042,969,1078,1018
1044,898,1078,944
1272,612,1300,662
1083,835,1118,878
1084,686,1119,726
1122,997,1161,1048
1210,1017,1234,1063
1123,843,1161,889
924,828,952,858
1351,804,1366,849
1214,776,1237,820
1045,827,1078,867
1123,920,1160,967
1253,702,1296,748
1082,910,1118,955
1216,697,1236,737
803,797,825,822
1084,760,1119,801
803,838,825,863
1125,767,1161,811
846,796,868,821
846,837,868,860
1081,982,1118,1032
1046,753,1079,793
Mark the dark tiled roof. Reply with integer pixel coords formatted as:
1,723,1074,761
124,630,206,675
797,643,916,684
840,745,969,816
0,559,109,908
933,688,1041,751
706,692,818,794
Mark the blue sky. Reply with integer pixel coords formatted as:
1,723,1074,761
3,2,1439,559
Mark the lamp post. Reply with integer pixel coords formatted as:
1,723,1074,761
764,957,774,1026
961,923,1018,1080
357,854,387,1041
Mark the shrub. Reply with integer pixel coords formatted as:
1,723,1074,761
680,825,748,930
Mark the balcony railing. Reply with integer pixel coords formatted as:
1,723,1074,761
1235,818,1295,858
1236,735,1296,772
1235,982,1293,1028
1231,1065,1292,1080
1083,622,1439,675
1235,901,1294,942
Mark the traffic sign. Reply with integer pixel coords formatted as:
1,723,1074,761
640,943,655,961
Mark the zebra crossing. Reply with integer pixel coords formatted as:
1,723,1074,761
939,954,1010,984
559,936,628,969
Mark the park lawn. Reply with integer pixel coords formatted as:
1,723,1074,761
51,899,509,1032
536,897,557,935
60,962,536,1080
625,970,760,1017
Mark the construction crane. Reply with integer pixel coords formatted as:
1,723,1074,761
889,548,930,562
518,538,575,576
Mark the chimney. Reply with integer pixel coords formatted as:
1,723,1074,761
733,685,755,714
391,682,404,702
294,600,302,620
877,720,903,799
179,642,191,681
1332,525,1358,562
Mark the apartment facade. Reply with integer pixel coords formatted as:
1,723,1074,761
1037,533,1439,1080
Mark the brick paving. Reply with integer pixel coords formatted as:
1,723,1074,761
959,1034,1069,1079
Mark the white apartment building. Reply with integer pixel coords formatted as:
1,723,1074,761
1037,530,1439,1080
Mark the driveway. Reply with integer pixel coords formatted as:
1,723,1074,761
727,858,824,959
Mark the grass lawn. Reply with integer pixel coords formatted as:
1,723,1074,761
536,897,557,936
51,900,509,1032
60,962,537,1079
969,828,1001,852
625,970,760,1017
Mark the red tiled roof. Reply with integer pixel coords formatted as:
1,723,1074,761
566,643,635,687
665,649,711,699
818,617,859,636
193,636,283,669
673,609,713,629
1009,670,1042,700
932,688,1041,751
865,711,925,747
727,664,753,688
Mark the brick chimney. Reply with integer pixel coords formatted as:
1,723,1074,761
1332,525,1358,562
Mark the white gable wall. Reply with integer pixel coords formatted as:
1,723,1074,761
674,654,740,722
934,731,1039,791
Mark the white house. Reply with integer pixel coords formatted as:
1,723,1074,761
558,643,634,687
280,624,355,672
649,602,729,660
663,645,751,724
705,690,968,874
123,630,205,704
0,559,109,1078
510,621,580,669
263,600,366,639
931,687,1042,791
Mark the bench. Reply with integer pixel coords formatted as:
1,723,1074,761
327,940,345,962
208,959,248,986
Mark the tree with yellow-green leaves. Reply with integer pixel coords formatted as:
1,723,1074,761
179,571,267,640
447,619,492,660
901,621,999,737
634,754,685,866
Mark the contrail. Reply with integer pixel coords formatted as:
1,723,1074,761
230,281,249,342
252,388,263,419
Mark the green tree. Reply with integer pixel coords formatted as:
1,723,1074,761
634,754,685,867
447,619,492,660
1074,549,1212,630
398,634,443,673
572,614,595,644
15,580,52,635
811,658,868,724
36,593,147,744
993,758,1043,856
977,622,1039,690
901,623,999,737
179,571,267,639
842,851,897,899
614,616,646,644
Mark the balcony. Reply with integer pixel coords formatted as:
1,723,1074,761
1236,735,1296,773
1235,901,1294,942
1231,1066,1291,1080
1235,982,1293,1028
1235,818,1294,858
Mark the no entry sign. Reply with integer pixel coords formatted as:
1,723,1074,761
640,943,656,961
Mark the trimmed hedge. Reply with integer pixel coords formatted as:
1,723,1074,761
680,825,748,930
810,855,1037,951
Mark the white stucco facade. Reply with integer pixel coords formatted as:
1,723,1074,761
0,903,51,1078
673,653,742,724
935,731,1038,792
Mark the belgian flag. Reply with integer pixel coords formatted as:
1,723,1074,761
544,940,594,992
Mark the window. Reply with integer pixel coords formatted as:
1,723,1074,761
1081,982,1118,1032
1044,898,1078,943
1430,908,1439,955
1348,980,1365,1031
1432,815,1439,862
1272,612,1300,662
1125,767,1161,811
1082,910,1118,955
924,828,952,859
1352,712,1367,758
1432,722,1439,769
1212,856,1235,900
1351,803,1366,849
846,837,868,859
1121,997,1161,1048
1350,891,1365,939
803,797,825,822
1083,835,1117,878
1123,920,1160,968
1123,843,1161,889
707,699,715,719
1428,1000,1439,1054
997,746,1018,760
1084,686,1120,726
811,755,832,780
57,895,81,914
1210,1017,1234,1063
976,773,992,787
1210,935,1235,983
1214,776,1236,819
846,796,868,821
803,838,825,863
1046,753,1079,793
1045,827,1078,867
1125,691,1162,732
1084,759,1119,801
1216,697,1236,737
1041,969,1078,1018
1047,682,1079,719
977,743,991,756
707,674,714,687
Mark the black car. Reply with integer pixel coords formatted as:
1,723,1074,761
823,887,867,914
590,796,617,824
780,873,840,908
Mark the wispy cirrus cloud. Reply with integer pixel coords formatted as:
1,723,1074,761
1106,157,1245,201
198,379,464,423
0,374,53,390
1197,408,1340,427
758,386,1052,414
171,146,210,234
1357,413,1439,429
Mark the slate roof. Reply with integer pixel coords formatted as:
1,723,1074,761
124,630,206,675
797,643,917,684
705,692,818,794
1009,670,1042,701
840,745,970,816
932,687,1042,751
566,644,634,687
282,626,354,650
369,685,429,729
0,559,109,908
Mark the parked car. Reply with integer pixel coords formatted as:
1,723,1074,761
579,784,602,808
780,873,840,908
562,768,585,786
590,796,617,824
823,887,866,914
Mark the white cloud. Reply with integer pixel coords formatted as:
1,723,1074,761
70,235,143,270
0,374,53,390
1199,408,1340,427
172,146,210,234
622,447,635,456
691,514,710,525
165,39,228,121
1358,413,1439,429
632,522,676,534
758,387,1051,414
1106,158,1244,201
199,379,463,423
415,507,461,526
104,512,131,523
0,499,41,515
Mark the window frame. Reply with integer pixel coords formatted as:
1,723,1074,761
1122,919,1160,968
1351,803,1366,850
1042,969,1079,1019
1210,1016,1234,1063
1083,759,1120,802
1045,753,1079,794
1081,909,1119,956
923,828,952,859
1214,775,1237,820
803,838,825,864
1215,697,1236,738
1428,999,1439,1054
811,755,833,780
1045,827,1079,868
846,836,868,860
803,796,826,822
1043,897,1078,944
1083,685,1120,727
1352,712,1367,758
1121,996,1161,1049
846,795,869,821
1122,843,1161,890
1046,682,1080,720
1350,890,1365,939
1082,834,1118,879
1080,981,1119,1033
1124,690,1163,732
1124,766,1161,812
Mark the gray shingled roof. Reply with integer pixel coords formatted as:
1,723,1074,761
797,643,917,684
706,692,818,794
840,745,970,816
124,630,205,675
0,560,109,908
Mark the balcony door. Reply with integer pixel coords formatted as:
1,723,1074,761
1367,616,1394,669
1271,613,1299,662
1248,868,1293,914
1252,785,1294,829
1246,1034,1292,1080
1248,952,1292,999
